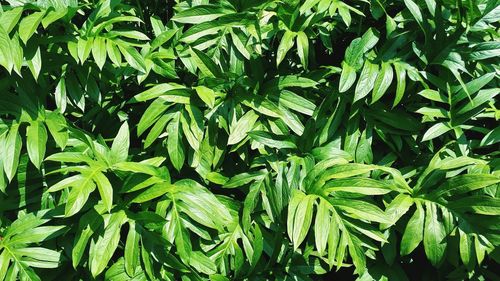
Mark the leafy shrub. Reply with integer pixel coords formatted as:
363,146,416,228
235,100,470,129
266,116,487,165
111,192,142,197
0,0,499,280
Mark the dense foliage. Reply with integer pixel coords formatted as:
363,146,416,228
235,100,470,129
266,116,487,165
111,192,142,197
0,0,499,280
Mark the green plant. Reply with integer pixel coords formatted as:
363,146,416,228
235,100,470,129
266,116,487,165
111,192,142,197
0,0,498,280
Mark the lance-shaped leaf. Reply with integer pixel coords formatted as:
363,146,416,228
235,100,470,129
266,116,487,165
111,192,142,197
110,122,130,164
26,120,48,169
3,124,22,182
248,131,297,149
19,11,45,44
172,5,231,24
90,211,127,277
167,112,185,172
277,30,296,67
228,110,259,145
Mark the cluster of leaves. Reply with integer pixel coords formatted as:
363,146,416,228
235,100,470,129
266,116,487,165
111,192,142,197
0,0,499,280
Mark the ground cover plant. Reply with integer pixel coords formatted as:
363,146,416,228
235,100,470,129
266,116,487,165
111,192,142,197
0,0,499,280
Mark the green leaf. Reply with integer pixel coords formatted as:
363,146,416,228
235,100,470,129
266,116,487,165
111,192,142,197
336,231,348,271
10,34,23,74
171,5,230,24
347,235,366,273
371,62,393,103
109,30,150,41
54,77,67,112
3,124,22,182
292,195,315,249
124,221,140,276
418,89,447,103
314,199,331,255
287,192,305,240
113,161,167,178
393,62,406,107
449,196,500,216
190,251,217,275
13,247,61,268
279,106,304,134
194,86,216,108
137,98,170,136
265,75,318,90
382,194,414,229
132,83,186,102
323,178,393,195
47,174,85,192
26,120,47,169
430,174,500,198
144,113,174,148
312,164,378,189
230,30,250,60
106,39,122,66
131,182,173,203
0,251,9,280
90,211,127,277
277,30,296,67
9,225,65,245
296,31,309,69
190,47,221,78
404,0,424,27
344,28,380,69
0,1,497,279
223,170,266,188
0,25,13,72
111,122,129,164
65,180,95,217
44,112,68,149
117,44,146,73
458,230,474,269
92,36,107,70
480,126,500,146
400,203,424,255
228,110,259,145
330,198,391,224
454,88,499,118
72,211,102,268
167,113,185,172
15,262,41,281
468,42,500,60
276,90,316,116
423,203,447,267
19,11,45,44
422,122,452,141
46,152,92,163
41,8,68,28
171,209,192,263
300,0,321,13
180,21,223,43
27,46,42,80
339,63,357,93
151,29,176,49
0,7,23,33
248,131,297,149
354,61,379,102
416,107,448,118
77,37,93,64
94,171,113,213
